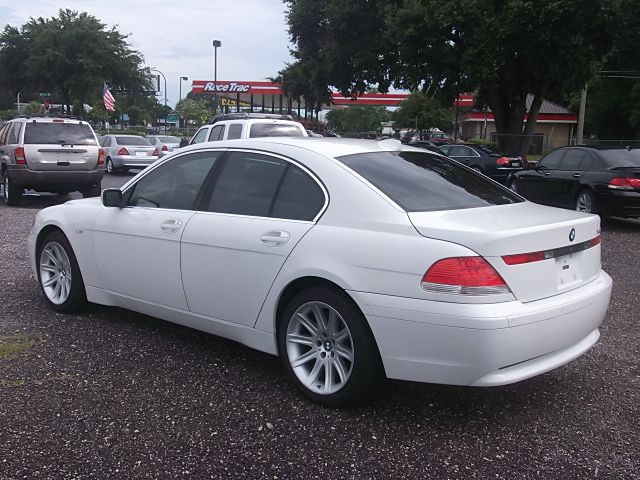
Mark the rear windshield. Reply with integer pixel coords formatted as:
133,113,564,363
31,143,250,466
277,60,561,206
336,151,522,212
24,122,97,146
157,136,181,143
249,123,304,138
116,136,151,146
474,144,500,155
599,149,640,168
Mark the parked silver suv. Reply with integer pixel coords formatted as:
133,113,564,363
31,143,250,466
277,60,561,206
0,116,104,206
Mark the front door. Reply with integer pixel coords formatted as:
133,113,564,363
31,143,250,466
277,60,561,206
93,151,221,308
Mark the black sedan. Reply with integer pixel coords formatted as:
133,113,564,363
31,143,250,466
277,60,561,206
410,140,446,155
439,144,524,184
509,146,640,218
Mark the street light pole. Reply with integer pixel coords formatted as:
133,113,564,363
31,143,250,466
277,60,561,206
212,39,222,114
151,68,167,107
179,76,189,102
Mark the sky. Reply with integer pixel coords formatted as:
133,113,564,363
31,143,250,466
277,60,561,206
0,0,294,108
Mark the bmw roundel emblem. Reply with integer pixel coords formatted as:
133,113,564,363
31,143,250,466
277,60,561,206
569,228,576,242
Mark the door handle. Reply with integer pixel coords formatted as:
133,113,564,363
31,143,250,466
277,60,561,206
160,219,182,233
544,171,550,176
573,173,581,178
260,230,290,247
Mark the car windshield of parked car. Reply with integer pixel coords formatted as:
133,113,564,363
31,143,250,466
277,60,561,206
336,151,522,212
600,148,640,168
249,123,305,138
116,136,151,146
158,136,181,143
24,122,97,145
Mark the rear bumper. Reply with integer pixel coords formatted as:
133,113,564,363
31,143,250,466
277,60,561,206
598,191,640,218
7,164,104,189
352,270,612,386
111,155,159,169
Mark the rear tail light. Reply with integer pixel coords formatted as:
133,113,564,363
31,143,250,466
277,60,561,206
421,257,511,295
117,147,129,156
496,156,510,166
97,148,105,166
161,145,168,151
586,235,601,248
608,177,640,190
14,147,26,164
152,148,159,156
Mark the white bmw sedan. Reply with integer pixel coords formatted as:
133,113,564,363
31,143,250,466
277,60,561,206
28,138,612,406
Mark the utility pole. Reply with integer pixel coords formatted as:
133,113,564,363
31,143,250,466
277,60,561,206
576,87,587,145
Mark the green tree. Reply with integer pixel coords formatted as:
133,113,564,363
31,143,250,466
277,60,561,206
282,0,631,155
394,92,452,131
176,97,211,125
325,105,392,133
0,9,151,113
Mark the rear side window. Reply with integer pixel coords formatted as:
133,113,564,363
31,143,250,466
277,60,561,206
208,125,224,141
227,124,243,139
559,150,586,170
24,122,97,145
115,136,150,146
336,151,521,212
249,123,305,138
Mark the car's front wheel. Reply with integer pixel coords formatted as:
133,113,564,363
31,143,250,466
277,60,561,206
278,287,383,406
37,230,87,312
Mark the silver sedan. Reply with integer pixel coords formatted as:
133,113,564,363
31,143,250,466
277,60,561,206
100,134,159,174
147,135,182,157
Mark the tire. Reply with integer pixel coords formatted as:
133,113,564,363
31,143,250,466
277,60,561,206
105,157,115,175
576,189,597,214
278,287,383,407
2,171,22,206
37,230,87,313
81,184,102,198
471,166,483,174
509,179,518,194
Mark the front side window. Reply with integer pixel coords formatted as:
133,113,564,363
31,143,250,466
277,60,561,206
24,122,97,145
336,150,521,212
538,149,566,170
127,151,220,210
204,152,325,220
208,125,224,141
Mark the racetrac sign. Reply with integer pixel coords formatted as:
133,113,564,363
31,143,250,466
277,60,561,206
191,80,284,96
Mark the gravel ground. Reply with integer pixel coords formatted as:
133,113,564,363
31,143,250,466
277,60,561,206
1,183,639,480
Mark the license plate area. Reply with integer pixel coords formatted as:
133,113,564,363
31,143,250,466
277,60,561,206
556,253,582,289
135,151,148,157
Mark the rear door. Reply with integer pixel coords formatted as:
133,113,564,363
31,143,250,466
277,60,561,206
180,149,327,327
22,120,99,171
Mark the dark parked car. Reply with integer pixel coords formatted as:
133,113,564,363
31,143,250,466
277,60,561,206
509,146,640,218
410,140,446,155
439,144,524,184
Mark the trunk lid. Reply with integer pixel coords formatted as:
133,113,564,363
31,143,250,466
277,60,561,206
408,202,602,302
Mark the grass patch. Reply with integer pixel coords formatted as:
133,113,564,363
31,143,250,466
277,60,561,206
0,334,42,360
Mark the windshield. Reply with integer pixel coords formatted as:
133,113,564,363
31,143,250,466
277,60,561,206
249,123,305,138
116,136,151,146
24,122,97,146
336,150,522,212
157,136,181,143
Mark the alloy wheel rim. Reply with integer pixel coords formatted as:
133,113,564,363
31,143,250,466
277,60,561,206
3,175,8,201
577,193,592,213
106,159,112,173
286,301,354,395
39,241,72,305
510,181,518,193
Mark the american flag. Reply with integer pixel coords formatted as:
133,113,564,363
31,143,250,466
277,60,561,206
103,82,115,111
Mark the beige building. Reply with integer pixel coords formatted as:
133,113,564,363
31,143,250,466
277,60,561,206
458,95,578,155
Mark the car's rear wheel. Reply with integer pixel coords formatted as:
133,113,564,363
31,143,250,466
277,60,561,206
576,189,597,214
37,230,87,312
2,171,22,206
509,179,519,194
471,166,483,174
278,287,383,407
105,157,115,175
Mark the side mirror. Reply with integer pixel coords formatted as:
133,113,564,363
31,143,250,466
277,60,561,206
102,188,123,208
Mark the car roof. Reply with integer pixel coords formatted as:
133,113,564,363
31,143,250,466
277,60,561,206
178,137,417,159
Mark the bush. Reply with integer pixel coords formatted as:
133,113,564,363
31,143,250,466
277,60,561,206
467,138,499,149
